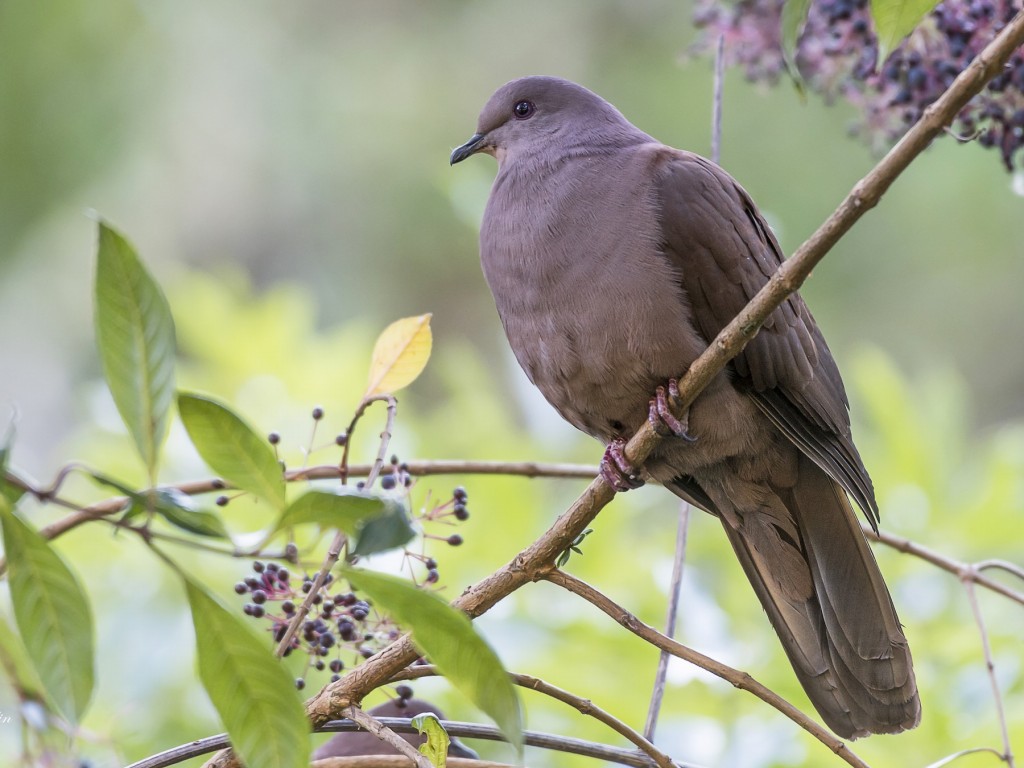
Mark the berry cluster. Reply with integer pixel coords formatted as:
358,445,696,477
235,562,394,689
692,0,1024,169
415,484,468,580
234,481,471,687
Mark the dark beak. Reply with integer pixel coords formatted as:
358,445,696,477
450,132,488,165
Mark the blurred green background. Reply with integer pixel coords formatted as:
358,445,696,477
1,1,1023,767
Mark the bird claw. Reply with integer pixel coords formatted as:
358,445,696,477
600,437,645,492
649,378,696,442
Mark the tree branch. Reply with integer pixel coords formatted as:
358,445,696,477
390,665,677,768
866,528,1024,608
544,568,870,768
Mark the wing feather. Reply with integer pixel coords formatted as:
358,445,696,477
654,151,879,525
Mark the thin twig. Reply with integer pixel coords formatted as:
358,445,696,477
544,568,870,768
923,747,1009,768
643,501,690,743
962,572,1016,767
342,705,432,768
866,528,1024,608
390,665,677,768
6,464,1023,611
0,459,597,574
514,673,675,768
711,34,724,165
339,395,398,485
976,559,1024,585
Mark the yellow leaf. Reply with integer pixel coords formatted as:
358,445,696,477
364,314,433,396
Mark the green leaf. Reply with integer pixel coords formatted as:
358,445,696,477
94,221,176,480
870,0,940,64
273,488,384,537
344,568,522,754
148,488,229,538
412,712,449,768
351,496,415,556
0,503,94,723
0,613,48,703
185,577,310,768
178,393,286,510
780,0,813,83
87,472,228,538
0,416,25,507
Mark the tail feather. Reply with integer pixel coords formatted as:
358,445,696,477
714,454,920,739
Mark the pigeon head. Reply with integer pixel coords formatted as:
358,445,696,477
450,76,641,166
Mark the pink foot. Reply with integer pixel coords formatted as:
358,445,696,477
649,379,696,442
600,437,645,492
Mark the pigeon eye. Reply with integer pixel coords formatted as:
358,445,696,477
513,100,535,119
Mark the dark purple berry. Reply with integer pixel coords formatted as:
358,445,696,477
244,576,260,589
295,678,305,690
251,605,265,619
335,432,348,446
216,495,229,507
426,569,440,584
252,589,267,605
234,582,248,595
380,474,396,490
447,534,464,547
338,619,356,641
329,659,344,673
312,406,324,420
424,557,437,570
395,684,414,700
330,673,341,682
453,503,469,521
268,432,281,445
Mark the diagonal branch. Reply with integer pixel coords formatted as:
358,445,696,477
543,568,870,768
